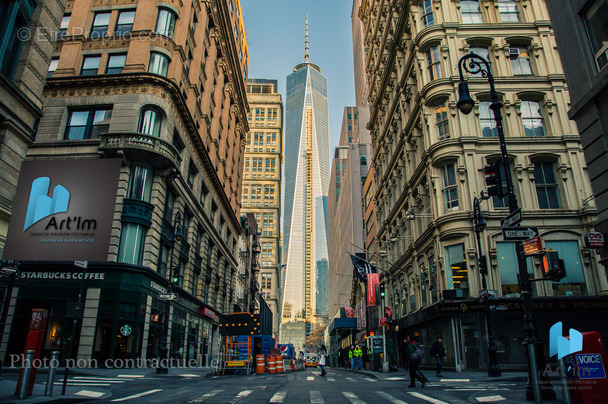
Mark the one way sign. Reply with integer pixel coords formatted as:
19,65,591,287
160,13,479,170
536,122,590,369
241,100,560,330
502,226,539,241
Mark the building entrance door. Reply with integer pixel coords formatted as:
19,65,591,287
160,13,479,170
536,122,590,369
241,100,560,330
462,325,481,369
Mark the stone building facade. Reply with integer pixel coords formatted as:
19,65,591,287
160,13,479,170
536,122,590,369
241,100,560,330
358,0,607,370
1,0,249,366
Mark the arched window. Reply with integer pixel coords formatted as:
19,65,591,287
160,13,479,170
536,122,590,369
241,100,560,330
138,107,162,137
155,8,177,39
149,52,169,76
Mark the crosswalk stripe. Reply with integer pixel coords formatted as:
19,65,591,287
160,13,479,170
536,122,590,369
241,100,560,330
476,395,507,402
111,388,162,402
74,390,105,398
343,391,365,404
364,377,376,382
445,388,509,391
188,389,222,403
408,392,449,404
386,377,407,381
345,377,355,381
310,390,324,403
269,390,287,403
439,379,470,382
377,391,408,404
235,390,253,400
118,375,145,378
327,378,335,381
73,376,128,381
54,382,111,386
307,376,314,381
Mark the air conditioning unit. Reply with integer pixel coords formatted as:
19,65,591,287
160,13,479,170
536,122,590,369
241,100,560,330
508,48,520,58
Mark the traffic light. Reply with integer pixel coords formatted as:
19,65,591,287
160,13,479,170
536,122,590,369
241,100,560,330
171,266,180,284
542,250,566,282
479,255,488,276
484,162,505,198
379,284,385,298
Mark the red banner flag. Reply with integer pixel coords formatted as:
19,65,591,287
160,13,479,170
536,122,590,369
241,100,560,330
367,273,379,306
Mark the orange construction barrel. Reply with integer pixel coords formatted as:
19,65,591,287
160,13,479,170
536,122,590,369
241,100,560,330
255,354,265,374
276,356,284,373
267,355,276,374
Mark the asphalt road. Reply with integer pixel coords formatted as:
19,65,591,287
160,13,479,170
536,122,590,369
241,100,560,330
25,367,528,403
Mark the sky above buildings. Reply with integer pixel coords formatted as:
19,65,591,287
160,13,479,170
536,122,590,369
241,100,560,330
240,0,356,152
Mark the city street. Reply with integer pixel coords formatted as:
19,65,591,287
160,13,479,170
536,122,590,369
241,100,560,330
1,367,531,403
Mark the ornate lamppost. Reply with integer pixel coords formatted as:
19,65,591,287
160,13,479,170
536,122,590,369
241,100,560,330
457,52,541,402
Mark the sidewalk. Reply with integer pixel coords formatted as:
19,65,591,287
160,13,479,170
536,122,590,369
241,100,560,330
333,366,529,383
0,365,214,403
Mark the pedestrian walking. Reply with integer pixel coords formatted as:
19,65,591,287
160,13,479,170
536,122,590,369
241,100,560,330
349,346,355,369
430,337,446,377
354,345,363,370
406,335,426,388
319,351,327,376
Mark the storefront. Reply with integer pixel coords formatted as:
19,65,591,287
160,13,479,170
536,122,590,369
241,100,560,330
392,297,608,371
1,262,218,367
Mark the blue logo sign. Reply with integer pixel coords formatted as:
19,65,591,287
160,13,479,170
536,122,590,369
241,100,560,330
575,353,606,379
550,321,583,359
23,177,70,231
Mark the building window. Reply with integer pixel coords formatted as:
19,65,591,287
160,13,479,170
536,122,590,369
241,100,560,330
420,0,434,28
91,11,111,38
583,0,608,71
510,45,532,75
156,8,177,39
461,0,483,23
115,10,136,35
444,244,468,298
47,58,58,78
65,107,112,140
187,160,198,187
498,0,519,22
149,52,169,76
58,14,70,39
468,46,490,76
426,46,442,80
521,100,545,137
128,162,153,202
534,162,560,209
81,55,101,76
435,102,449,140
138,107,162,137
118,223,146,265
440,163,459,211
106,53,126,74
479,101,498,137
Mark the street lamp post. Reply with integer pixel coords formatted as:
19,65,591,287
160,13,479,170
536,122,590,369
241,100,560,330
157,211,183,374
457,53,541,402
473,194,501,377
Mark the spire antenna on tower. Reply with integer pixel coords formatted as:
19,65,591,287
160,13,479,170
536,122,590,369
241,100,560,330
305,15,310,63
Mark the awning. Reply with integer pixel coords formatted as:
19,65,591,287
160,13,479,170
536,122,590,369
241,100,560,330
328,317,357,336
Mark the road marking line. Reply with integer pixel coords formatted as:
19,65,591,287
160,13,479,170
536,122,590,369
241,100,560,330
364,377,376,382
327,378,335,381
178,374,199,377
310,391,324,403
377,391,408,404
54,382,111,386
408,392,449,404
74,390,105,398
439,379,470,382
476,396,507,402
111,389,163,402
343,391,365,404
233,390,252,402
73,376,127,381
68,379,126,383
307,376,315,381
269,390,287,402
118,375,145,378
188,389,222,403
445,388,509,391
386,377,407,381
345,377,355,381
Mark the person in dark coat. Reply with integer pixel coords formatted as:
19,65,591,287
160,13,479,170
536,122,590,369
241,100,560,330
430,337,446,377
406,335,426,388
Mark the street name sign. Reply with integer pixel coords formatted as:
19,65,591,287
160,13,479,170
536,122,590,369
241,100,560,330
502,226,539,241
501,209,522,228
159,293,177,300
523,236,543,255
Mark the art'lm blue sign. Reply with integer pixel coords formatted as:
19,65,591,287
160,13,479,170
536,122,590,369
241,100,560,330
576,353,606,379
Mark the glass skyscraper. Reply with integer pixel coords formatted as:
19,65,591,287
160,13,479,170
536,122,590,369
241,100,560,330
280,19,330,345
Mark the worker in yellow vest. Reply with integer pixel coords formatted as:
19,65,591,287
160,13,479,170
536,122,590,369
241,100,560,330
349,346,355,369
354,345,363,370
